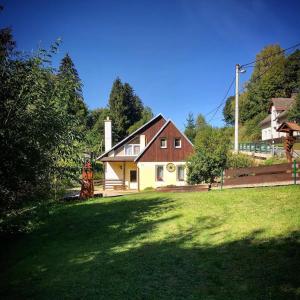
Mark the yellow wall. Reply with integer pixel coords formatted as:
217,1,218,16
124,162,137,189
105,161,137,189
106,161,186,190
137,162,187,190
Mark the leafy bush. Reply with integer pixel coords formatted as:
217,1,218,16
227,152,256,168
143,187,155,191
264,157,288,165
0,34,83,212
187,126,230,185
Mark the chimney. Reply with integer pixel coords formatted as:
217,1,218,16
104,117,112,152
140,135,146,150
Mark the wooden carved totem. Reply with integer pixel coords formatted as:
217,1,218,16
80,160,94,199
277,122,300,163
284,132,296,163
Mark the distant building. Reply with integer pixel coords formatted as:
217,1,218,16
260,94,299,141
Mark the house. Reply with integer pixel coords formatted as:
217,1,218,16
97,114,194,191
260,94,299,141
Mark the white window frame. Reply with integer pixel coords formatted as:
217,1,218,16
177,165,185,181
160,138,167,148
155,165,164,182
174,138,181,148
124,144,140,156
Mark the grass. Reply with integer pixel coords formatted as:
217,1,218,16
1,186,300,299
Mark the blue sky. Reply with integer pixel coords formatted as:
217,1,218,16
1,0,300,129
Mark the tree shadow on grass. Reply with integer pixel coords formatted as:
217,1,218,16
1,195,300,300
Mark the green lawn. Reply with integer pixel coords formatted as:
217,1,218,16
1,186,300,299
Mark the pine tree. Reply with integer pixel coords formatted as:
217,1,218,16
123,83,143,125
195,113,207,130
184,113,196,143
58,54,87,125
127,106,153,134
108,78,144,143
108,78,128,142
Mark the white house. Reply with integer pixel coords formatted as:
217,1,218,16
260,95,298,141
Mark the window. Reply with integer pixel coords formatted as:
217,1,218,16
124,144,140,156
177,165,185,181
156,165,164,181
174,138,181,148
160,138,167,148
133,145,140,155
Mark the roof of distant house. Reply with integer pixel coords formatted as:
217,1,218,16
269,97,294,112
260,114,271,126
261,96,296,126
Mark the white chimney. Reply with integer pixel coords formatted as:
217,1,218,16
104,117,112,152
140,135,146,150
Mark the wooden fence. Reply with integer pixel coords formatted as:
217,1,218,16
223,162,299,187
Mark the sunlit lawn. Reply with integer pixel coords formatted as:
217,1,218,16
1,186,300,299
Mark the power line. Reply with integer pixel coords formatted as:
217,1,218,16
241,42,300,68
238,63,275,95
205,42,300,124
206,76,235,123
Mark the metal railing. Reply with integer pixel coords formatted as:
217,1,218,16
238,142,272,154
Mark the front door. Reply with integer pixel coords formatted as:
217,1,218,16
129,170,137,190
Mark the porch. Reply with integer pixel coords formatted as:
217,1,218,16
103,159,138,191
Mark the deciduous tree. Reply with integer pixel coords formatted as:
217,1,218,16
187,126,230,186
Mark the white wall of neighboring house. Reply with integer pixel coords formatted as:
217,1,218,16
261,106,287,141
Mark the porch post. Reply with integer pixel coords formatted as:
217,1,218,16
103,162,106,191
123,162,125,188
137,166,140,191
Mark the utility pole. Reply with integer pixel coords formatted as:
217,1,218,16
234,64,240,153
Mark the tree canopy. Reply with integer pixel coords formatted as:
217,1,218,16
222,45,300,141
187,126,230,185
58,54,88,126
108,78,144,143
0,35,83,210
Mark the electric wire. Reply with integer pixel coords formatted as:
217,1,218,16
206,76,235,123
241,42,300,68
204,42,300,123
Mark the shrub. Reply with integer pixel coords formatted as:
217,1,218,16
143,187,155,191
264,157,288,165
227,152,256,168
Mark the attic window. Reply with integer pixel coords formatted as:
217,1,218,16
160,138,167,148
174,138,181,148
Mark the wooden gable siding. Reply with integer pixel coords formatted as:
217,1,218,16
138,122,193,162
140,116,166,144
109,115,166,156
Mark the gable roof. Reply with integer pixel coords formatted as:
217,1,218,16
97,113,165,160
277,121,300,133
259,114,271,126
134,119,193,162
269,98,294,112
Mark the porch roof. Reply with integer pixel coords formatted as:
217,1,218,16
101,156,136,162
